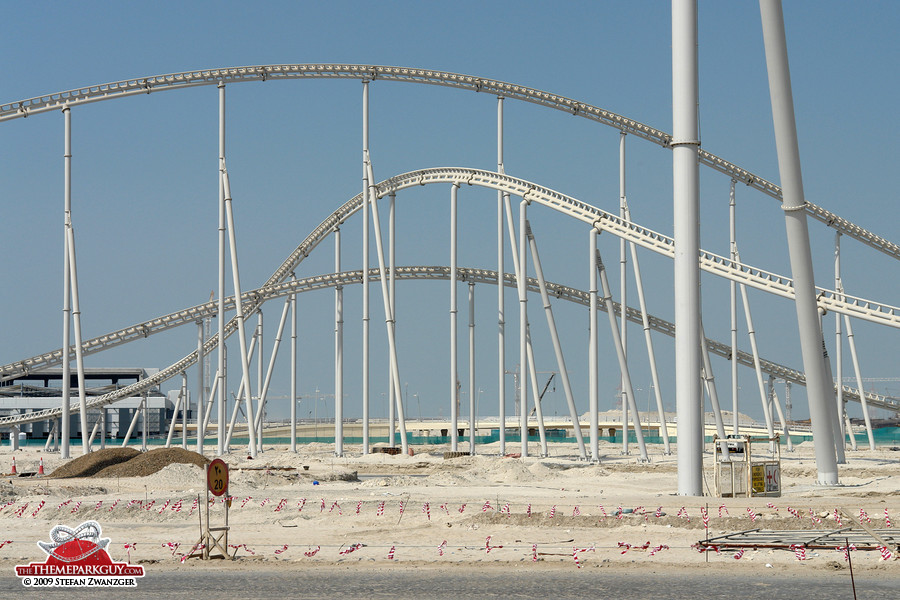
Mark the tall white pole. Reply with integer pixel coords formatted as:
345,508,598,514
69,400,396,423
387,191,396,450
527,221,587,459
450,183,459,452
65,224,89,454
222,170,258,458
256,311,264,448
518,199,529,457
334,226,344,456
844,316,876,450
672,0,703,495
619,132,629,455
196,320,204,454
834,233,846,447
468,282,476,455
61,105,72,459
362,80,371,455
497,96,507,456
589,230,599,462
730,180,739,435
760,0,838,483
181,372,188,449
217,82,226,456
290,273,298,453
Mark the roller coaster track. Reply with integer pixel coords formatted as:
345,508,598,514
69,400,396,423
1,264,896,428
1,64,897,262
2,167,898,427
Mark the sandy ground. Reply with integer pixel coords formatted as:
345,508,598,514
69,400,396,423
1,439,898,578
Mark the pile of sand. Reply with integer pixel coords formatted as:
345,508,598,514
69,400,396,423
48,447,208,479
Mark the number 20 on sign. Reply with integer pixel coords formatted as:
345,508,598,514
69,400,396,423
207,458,229,497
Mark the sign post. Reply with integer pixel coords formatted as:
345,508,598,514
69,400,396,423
189,458,231,560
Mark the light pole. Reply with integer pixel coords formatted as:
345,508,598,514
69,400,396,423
413,393,421,422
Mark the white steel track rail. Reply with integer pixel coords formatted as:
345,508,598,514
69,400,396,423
0,65,896,262
1,265,897,429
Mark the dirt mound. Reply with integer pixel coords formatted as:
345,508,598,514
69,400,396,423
94,447,209,478
49,447,140,479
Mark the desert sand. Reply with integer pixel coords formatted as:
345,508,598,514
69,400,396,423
1,439,898,577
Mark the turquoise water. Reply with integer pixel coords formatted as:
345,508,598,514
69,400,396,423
11,427,900,448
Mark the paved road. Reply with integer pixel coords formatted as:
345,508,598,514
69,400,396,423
2,565,897,599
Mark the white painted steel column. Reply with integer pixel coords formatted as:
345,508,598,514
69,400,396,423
65,222,89,454
387,191,396,450
256,311,264,449
730,180,739,435
166,383,182,448
365,158,408,454
597,252,649,462
141,390,148,452
197,321,204,453
468,282,476,455
760,0,838,484
619,132,629,455
290,273,298,453
497,96,507,456
334,227,344,456
625,205,671,454
518,200,529,457
526,221,587,459
834,234,847,447
255,298,291,434
181,372,188,449
738,274,776,438
672,0,703,494
222,170,258,458
61,105,72,459
700,323,727,439
524,326,549,456
450,183,459,452
217,82,226,457
362,80,371,453
844,317,875,450
589,230,599,462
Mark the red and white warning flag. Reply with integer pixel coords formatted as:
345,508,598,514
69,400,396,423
885,508,892,528
241,496,253,508
502,503,511,516
482,500,492,513
356,501,362,515
31,501,46,518
615,505,624,520
376,501,385,516
649,544,669,556
229,544,255,556
189,497,199,516
458,503,466,514
304,546,321,557
485,536,503,553
0,541,13,550
70,501,82,514
320,498,326,512
549,505,557,519
718,504,729,517
746,507,757,522
572,506,581,517
297,498,307,513
572,547,582,569
171,499,182,513
835,543,857,562
162,542,181,556
339,543,363,555
398,501,405,516
655,506,663,518
438,540,447,556
107,499,120,512
423,502,431,521
157,500,171,514
677,506,689,521
700,506,709,528
833,508,843,526
617,542,632,554
180,543,204,563
95,500,103,511
123,543,136,561
440,503,449,515
143,500,155,511
859,508,871,524
329,501,342,515
532,543,538,562
878,546,893,561
274,499,287,512
733,548,745,560
787,506,800,520
766,502,777,510
260,498,270,508
275,544,289,555
57,499,72,510
790,544,807,561
808,508,821,524
387,545,395,560
526,503,532,517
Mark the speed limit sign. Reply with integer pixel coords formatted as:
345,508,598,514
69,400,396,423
207,458,229,497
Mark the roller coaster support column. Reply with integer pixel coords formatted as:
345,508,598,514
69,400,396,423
255,297,291,438
597,251,649,462
387,191,396,451
524,325,548,456
334,226,344,457
290,273,298,453
222,169,258,459
66,211,89,454
217,81,226,457
497,96,507,456
182,372,189,448
450,182,459,452
760,0,838,484
197,321,205,454
625,204,671,454
673,0,703,494
759,0,843,485
527,221,587,460
619,132,629,456
700,323,727,439
730,180,739,436
366,155,408,454
589,230,599,462
362,80,371,454
518,199,529,457
844,314,876,450
61,105,72,459
738,255,776,439
834,234,849,448
256,311,264,451
468,282,476,455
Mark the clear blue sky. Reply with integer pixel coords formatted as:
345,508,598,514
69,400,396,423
1,1,897,425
